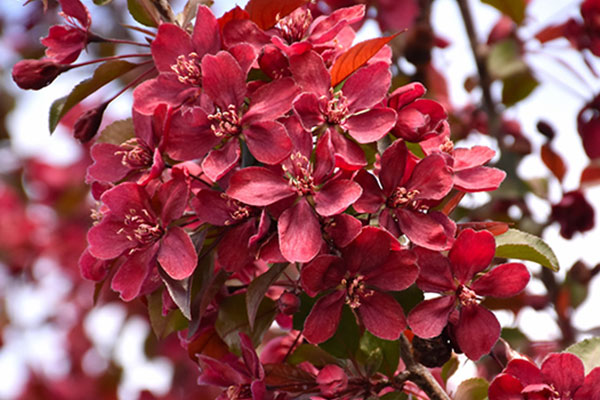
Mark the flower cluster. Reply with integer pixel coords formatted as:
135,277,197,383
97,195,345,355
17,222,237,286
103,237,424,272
13,0,534,398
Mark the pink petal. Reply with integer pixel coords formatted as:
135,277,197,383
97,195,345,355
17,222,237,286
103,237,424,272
303,290,345,344
293,92,326,131
201,140,241,182
87,219,135,260
111,244,159,301
156,173,189,225
192,6,221,56
217,220,255,273
151,24,194,73
164,107,218,161
488,374,524,400
244,121,292,165
58,0,90,27
301,254,345,296
158,227,197,279
504,358,543,386
358,291,406,340
353,170,385,214
389,82,426,109
342,226,391,274
471,263,530,298
365,250,418,291
380,139,408,194
344,108,397,144
329,128,367,170
396,209,455,251
313,129,335,184
316,364,348,397
455,304,500,360
314,179,362,217
201,51,246,109
323,214,362,248
309,5,365,42
454,166,506,192
449,228,496,284
407,295,455,338
132,75,196,115
453,146,496,170
413,247,456,293
278,200,323,263
289,51,330,96
88,143,132,183
541,353,585,396
227,167,294,206
574,366,600,400
244,78,300,125
406,154,453,201
229,43,256,76
78,249,109,281
192,189,236,226
343,62,392,112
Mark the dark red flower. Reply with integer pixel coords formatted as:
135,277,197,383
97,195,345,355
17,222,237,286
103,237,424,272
41,0,93,63
551,190,595,239
12,59,68,90
489,353,600,400
354,139,456,250
577,93,600,160
407,229,530,360
301,227,418,343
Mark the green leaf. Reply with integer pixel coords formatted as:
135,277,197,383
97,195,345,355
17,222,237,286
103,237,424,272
441,354,459,383
215,293,276,353
127,0,159,27
502,70,538,107
246,263,288,330
288,344,341,367
293,292,316,331
147,290,187,338
158,267,192,320
319,306,360,358
482,0,526,24
454,377,489,400
566,337,600,374
380,392,408,400
49,60,138,132
487,39,527,80
494,228,559,271
96,118,134,145
93,0,113,5
357,331,400,377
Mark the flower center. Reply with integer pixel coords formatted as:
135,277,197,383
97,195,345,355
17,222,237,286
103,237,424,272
276,8,313,43
283,152,316,196
439,138,454,153
322,89,350,124
114,138,153,169
226,384,252,400
388,187,429,212
208,104,241,137
170,52,202,86
118,208,163,246
342,275,374,309
457,285,479,307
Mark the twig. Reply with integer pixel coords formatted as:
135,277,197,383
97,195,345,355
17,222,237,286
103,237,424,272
150,0,175,22
398,334,451,400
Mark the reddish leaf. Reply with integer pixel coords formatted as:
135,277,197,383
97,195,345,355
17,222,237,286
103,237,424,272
246,263,288,330
187,327,230,362
441,191,466,216
541,143,566,182
245,0,308,30
330,34,399,87
581,162,600,187
218,6,249,31
535,23,567,43
263,363,316,388
458,221,510,236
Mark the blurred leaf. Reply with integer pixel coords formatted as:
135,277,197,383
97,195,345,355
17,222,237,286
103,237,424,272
487,39,527,79
501,327,528,351
263,363,315,388
495,228,559,271
581,161,600,187
524,177,549,199
127,0,160,27
93,0,113,4
392,284,424,314
49,61,138,132
288,344,341,367
186,327,229,361
502,70,538,107
441,355,459,383
566,337,600,374
482,0,525,24
380,393,408,400
147,290,187,338
246,263,288,330
215,293,276,353
357,331,400,377
535,23,567,43
331,34,399,87
96,118,134,145
293,292,316,331
541,144,566,182
158,267,192,320
245,0,307,30
178,0,214,28
319,306,360,358
454,377,489,400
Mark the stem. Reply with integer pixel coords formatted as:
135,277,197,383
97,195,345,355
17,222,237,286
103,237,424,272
456,0,501,139
104,63,155,104
398,334,451,400
150,0,175,22
93,36,151,47
68,53,152,69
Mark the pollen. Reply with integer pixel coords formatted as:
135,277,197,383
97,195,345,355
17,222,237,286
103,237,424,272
170,52,202,86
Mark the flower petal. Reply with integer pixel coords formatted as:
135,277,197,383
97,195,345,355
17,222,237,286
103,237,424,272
406,154,453,201
471,263,530,298
202,51,246,109
449,228,496,284
541,353,585,397
227,167,293,206
158,226,197,280
504,358,543,386
344,107,397,144
301,254,345,296
380,139,408,194
278,199,322,263
358,291,406,340
574,366,600,400
488,374,524,400
396,209,455,251
454,304,500,360
293,92,326,131
407,295,455,339
151,24,194,72
365,250,418,291
303,291,345,344
289,50,330,96
244,77,299,125
413,247,455,293
344,62,391,112
192,5,221,56
244,121,292,165
454,166,506,193
111,244,158,301
201,140,241,182
314,179,362,217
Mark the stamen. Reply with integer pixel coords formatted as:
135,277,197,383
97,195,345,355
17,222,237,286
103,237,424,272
342,275,374,309
118,208,163,245
170,52,202,86
321,89,350,124
388,187,428,212
457,285,479,307
114,138,153,168
276,8,313,43
207,104,241,137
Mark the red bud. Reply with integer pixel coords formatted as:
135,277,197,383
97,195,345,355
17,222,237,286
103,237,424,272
73,103,108,143
12,59,67,90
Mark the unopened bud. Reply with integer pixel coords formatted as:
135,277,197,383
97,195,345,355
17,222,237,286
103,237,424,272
278,291,300,315
73,103,108,143
12,59,67,90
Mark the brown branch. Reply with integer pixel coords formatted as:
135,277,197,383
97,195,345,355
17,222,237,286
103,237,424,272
398,334,451,400
150,0,175,23
456,0,501,139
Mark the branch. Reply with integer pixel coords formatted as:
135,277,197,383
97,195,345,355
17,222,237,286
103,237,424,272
398,334,451,400
456,0,501,138
150,0,175,23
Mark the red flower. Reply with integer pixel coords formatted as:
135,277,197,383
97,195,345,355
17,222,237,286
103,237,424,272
86,172,197,300
301,227,418,343
577,93,600,160
489,353,600,400
41,0,93,63
12,59,68,90
551,190,595,239
354,139,456,250
407,229,530,360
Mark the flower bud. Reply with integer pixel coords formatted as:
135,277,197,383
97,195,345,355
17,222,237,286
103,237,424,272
73,103,108,143
277,291,300,315
12,59,67,90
